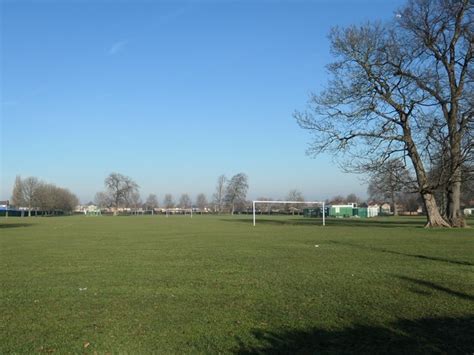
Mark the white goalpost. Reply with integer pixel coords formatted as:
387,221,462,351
252,200,326,226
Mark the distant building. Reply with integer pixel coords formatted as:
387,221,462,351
380,203,391,214
464,208,474,216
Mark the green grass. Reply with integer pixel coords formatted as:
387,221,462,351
1,215,473,353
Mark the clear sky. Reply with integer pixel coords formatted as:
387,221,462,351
1,0,405,204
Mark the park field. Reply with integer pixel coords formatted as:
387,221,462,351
1,215,473,353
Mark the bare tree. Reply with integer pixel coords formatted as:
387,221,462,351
212,175,227,214
225,173,249,215
286,189,304,215
163,194,174,209
144,194,159,212
328,196,346,205
257,197,273,215
33,181,78,214
196,193,208,212
22,176,40,216
367,160,412,215
104,172,139,215
11,176,25,208
394,0,473,227
179,193,192,209
95,191,112,209
128,191,142,214
295,21,451,227
346,193,360,204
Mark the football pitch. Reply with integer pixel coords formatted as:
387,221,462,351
1,215,473,353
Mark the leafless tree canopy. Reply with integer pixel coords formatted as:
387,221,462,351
144,194,159,210
212,175,227,214
196,193,208,211
225,173,249,215
178,193,192,209
367,160,413,215
295,0,472,227
103,172,139,210
163,194,175,209
11,175,78,214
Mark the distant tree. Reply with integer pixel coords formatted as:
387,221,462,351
225,173,249,215
95,191,111,209
144,194,159,211
329,195,346,205
128,191,142,213
34,182,78,214
400,193,423,214
212,175,227,214
286,189,304,215
11,176,25,208
257,197,273,215
368,160,412,215
163,194,174,209
196,193,208,212
179,193,192,209
346,193,360,204
104,172,139,214
22,176,40,216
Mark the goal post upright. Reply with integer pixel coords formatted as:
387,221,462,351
252,200,326,226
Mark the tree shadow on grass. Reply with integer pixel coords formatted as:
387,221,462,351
0,223,34,229
236,315,474,354
396,275,474,301
222,218,425,229
329,240,474,266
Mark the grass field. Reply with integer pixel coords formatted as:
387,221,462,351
1,215,473,353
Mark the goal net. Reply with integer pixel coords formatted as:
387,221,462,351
252,200,326,226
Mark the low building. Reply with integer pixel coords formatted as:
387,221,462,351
464,208,474,216
380,203,391,214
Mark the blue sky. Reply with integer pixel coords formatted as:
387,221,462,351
1,0,405,204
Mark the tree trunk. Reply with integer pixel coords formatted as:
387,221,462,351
422,192,451,228
402,118,449,228
446,175,466,227
391,191,398,216
446,128,467,227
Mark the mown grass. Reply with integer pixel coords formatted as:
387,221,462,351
1,215,473,353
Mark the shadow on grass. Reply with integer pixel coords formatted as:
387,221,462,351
0,223,34,229
222,217,425,228
236,315,474,354
397,275,474,301
330,240,474,266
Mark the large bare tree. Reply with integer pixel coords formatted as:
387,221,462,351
295,13,467,227
103,172,139,215
393,0,473,227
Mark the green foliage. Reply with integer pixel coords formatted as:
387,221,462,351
1,216,472,353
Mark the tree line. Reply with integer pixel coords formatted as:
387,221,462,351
92,172,249,215
11,176,79,215
296,0,473,227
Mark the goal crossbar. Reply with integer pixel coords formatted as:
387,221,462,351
252,200,325,226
